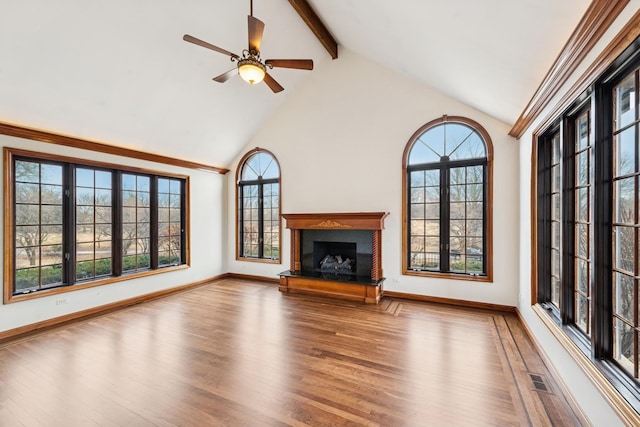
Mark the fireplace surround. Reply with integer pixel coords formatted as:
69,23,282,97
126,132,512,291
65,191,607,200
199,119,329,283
279,212,388,303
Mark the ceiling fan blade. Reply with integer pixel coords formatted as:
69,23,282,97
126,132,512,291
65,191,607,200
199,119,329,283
248,15,265,53
265,59,313,70
213,68,238,83
263,72,284,93
183,34,239,59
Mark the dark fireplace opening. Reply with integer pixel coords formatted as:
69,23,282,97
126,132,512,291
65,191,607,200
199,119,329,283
314,241,357,273
300,229,373,281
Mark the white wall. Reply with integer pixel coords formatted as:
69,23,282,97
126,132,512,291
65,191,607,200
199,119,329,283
516,1,640,425
0,133,227,333
227,48,520,307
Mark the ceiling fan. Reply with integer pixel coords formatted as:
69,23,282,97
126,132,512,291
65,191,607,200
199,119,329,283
183,0,314,93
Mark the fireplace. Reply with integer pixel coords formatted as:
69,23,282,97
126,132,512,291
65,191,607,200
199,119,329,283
279,212,388,303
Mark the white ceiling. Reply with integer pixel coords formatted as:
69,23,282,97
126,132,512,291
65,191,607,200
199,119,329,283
0,0,590,169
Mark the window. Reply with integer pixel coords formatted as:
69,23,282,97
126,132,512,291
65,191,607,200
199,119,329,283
403,116,493,280
14,159,64,292
612,70,639,378
6,149,188,302
76,167,113,280
535,39,640,410
236,148,280,262
122,173,151,273
158,177,184,267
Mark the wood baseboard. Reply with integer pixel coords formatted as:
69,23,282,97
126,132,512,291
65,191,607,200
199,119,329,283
227,273,280,284
383,290,516,312
0,274,229,345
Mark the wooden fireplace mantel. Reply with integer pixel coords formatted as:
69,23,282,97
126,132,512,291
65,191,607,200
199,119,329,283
279,212,389,304
281,212,389,231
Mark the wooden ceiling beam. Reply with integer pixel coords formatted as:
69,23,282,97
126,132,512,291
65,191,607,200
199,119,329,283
288,0,338,59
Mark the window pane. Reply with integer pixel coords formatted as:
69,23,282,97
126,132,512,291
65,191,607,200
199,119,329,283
614,226,635,273
615,177,635,223
16,204,39,225
576,294,589,333
614,318,635,375
576,188,589,222
423,203,438,219
76,206,94,224
16,225,40,248
15,161,40,183
44,226,63,247
137,176,150,192
576,259,588,293
15,183,39,203
16,247,39,268
450,220,465,237
76,225,94,243
40,164,62,185
41,265,63,287
614,272,635,324
41,245,62,266
122,174,136,191
123,191,137,206
614,74,636,131
466,202,483,219
76,260,95,280
410,170,425,187
576,113,590,151
576,223,588,258
137,192,150,207
241,152,280,181
95,170,112,188
467,220,483,237
451,169,466,186
41,184,63,204
576,151,589,186
76,168,94,187
450,202,465,220
615,127,636,177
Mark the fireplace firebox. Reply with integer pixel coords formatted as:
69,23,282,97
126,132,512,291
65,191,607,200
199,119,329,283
279,212,388,303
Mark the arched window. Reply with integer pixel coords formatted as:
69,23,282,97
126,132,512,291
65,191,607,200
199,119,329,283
236,148,281,262
402,116,493,280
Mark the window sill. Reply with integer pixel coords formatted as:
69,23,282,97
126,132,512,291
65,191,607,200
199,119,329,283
532,303,640,425
236,256,281,265
4,264,189,304
403,269,492,283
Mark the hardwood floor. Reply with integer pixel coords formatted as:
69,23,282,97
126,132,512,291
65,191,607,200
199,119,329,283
0,279,587,426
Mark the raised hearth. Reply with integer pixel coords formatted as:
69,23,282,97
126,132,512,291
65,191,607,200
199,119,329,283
279,212,388,303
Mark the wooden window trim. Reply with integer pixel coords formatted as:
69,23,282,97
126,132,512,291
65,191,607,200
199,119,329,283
4,147,190,304
235,147,282,264
402,115,494,282
0,121,228,174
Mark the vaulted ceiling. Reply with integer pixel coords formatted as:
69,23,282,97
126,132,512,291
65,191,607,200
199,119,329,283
0,0,590,168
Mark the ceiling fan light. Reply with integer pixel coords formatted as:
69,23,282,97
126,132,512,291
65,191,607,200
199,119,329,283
238,59,266,84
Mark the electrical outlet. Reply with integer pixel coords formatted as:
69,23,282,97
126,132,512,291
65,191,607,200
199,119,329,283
56,298,68,306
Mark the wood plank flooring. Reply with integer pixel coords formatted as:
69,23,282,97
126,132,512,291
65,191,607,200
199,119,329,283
0,279,587,426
